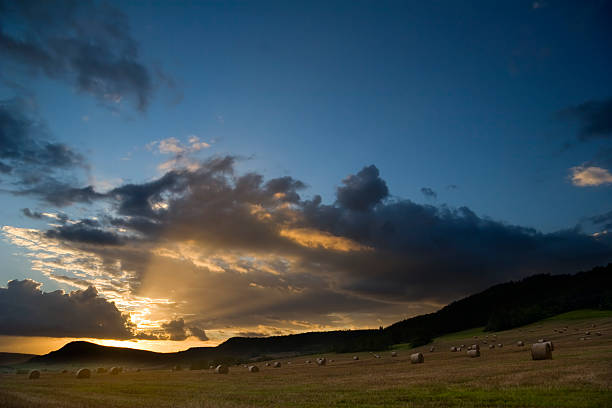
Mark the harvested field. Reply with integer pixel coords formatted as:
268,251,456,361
1,311,611,408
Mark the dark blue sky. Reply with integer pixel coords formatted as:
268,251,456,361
1,0,611,351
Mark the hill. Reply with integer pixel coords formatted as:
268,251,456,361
25,263,612,366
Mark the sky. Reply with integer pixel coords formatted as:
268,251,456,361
0,0,611,354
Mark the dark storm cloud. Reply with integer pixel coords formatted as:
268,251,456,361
0,0,157,111
336,165,389,211
420,187,437,199
558,97,612,140
188,326,209,341
17,159,612,331
45,222,123,246
160,318,208,341
0,279,133,338
0,99,101,206
161,319,188,341
21,208,43,219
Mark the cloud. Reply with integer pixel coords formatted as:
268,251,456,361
0,279,134,338
0,0,161,111
188,326,209,341
0,98,102,206
3,159,612,342
420,187,437,199
45,222,122,246
336,165,389,211
558,98,612,141
160,318,207,341
570,165,612,186
148,136,212,172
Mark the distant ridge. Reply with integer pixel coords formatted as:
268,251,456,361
25,263,612,367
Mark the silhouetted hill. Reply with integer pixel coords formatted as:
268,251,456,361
26,263,612,366
385,263,612,345
0,352,37,367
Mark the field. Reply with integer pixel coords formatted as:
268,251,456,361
1,310,611,408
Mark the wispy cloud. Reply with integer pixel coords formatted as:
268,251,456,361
570,165,612,187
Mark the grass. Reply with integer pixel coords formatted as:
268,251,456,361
544,309,612,321
1,311,611,408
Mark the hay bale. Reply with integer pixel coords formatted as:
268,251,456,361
410,352,424,364
585,331,591,335
391,351,397,357
450,346,457,352
96,367,107,374
460,344,466,348
457,347,462,352
471,344,480,351
544,341,554,351
215,365,229,374
76,368,91,379
109,367,120,375
467,349,480,358
497,343,503,348
596,332,602,336
135,368,141,372
489,344,495,349
61,369,68,374
531,342,552,360
374,354,381,359
273,361,281,368
353,356,359,360
265,363,271,367
305,360,311,364
429,347,435,352
28,370,40,379
248,365,259,373
316,357,326,366
517,341,524,347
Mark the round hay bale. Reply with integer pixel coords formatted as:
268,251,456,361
305,360,311,364
538,338,545,343
61,369,68,374
316,357,326,366
585,331,591,335
265,363,271,367
545,341,554,351
273,361,281,368
28,370,40,379
457,347,462,352
450,346,457,352
460,344,466,348
329,359,334,363
96,367,107,374
531,342,552,360
248,365,259,373
410,352,424,364
489,344,495,349
391,351,397,357
497,343,503,348
471,344,480,351
596,332,602,336
467,349,480,358
109,367,120,375
353,356,359,360
374,354,381,359
215,365,229,374
517,341,524,347
429,347,435,352
76,368,91,379
135,368,141,372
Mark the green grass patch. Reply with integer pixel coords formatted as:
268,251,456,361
434,327,486,342
544,309,612,321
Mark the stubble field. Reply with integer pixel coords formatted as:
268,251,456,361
1,310,611,408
